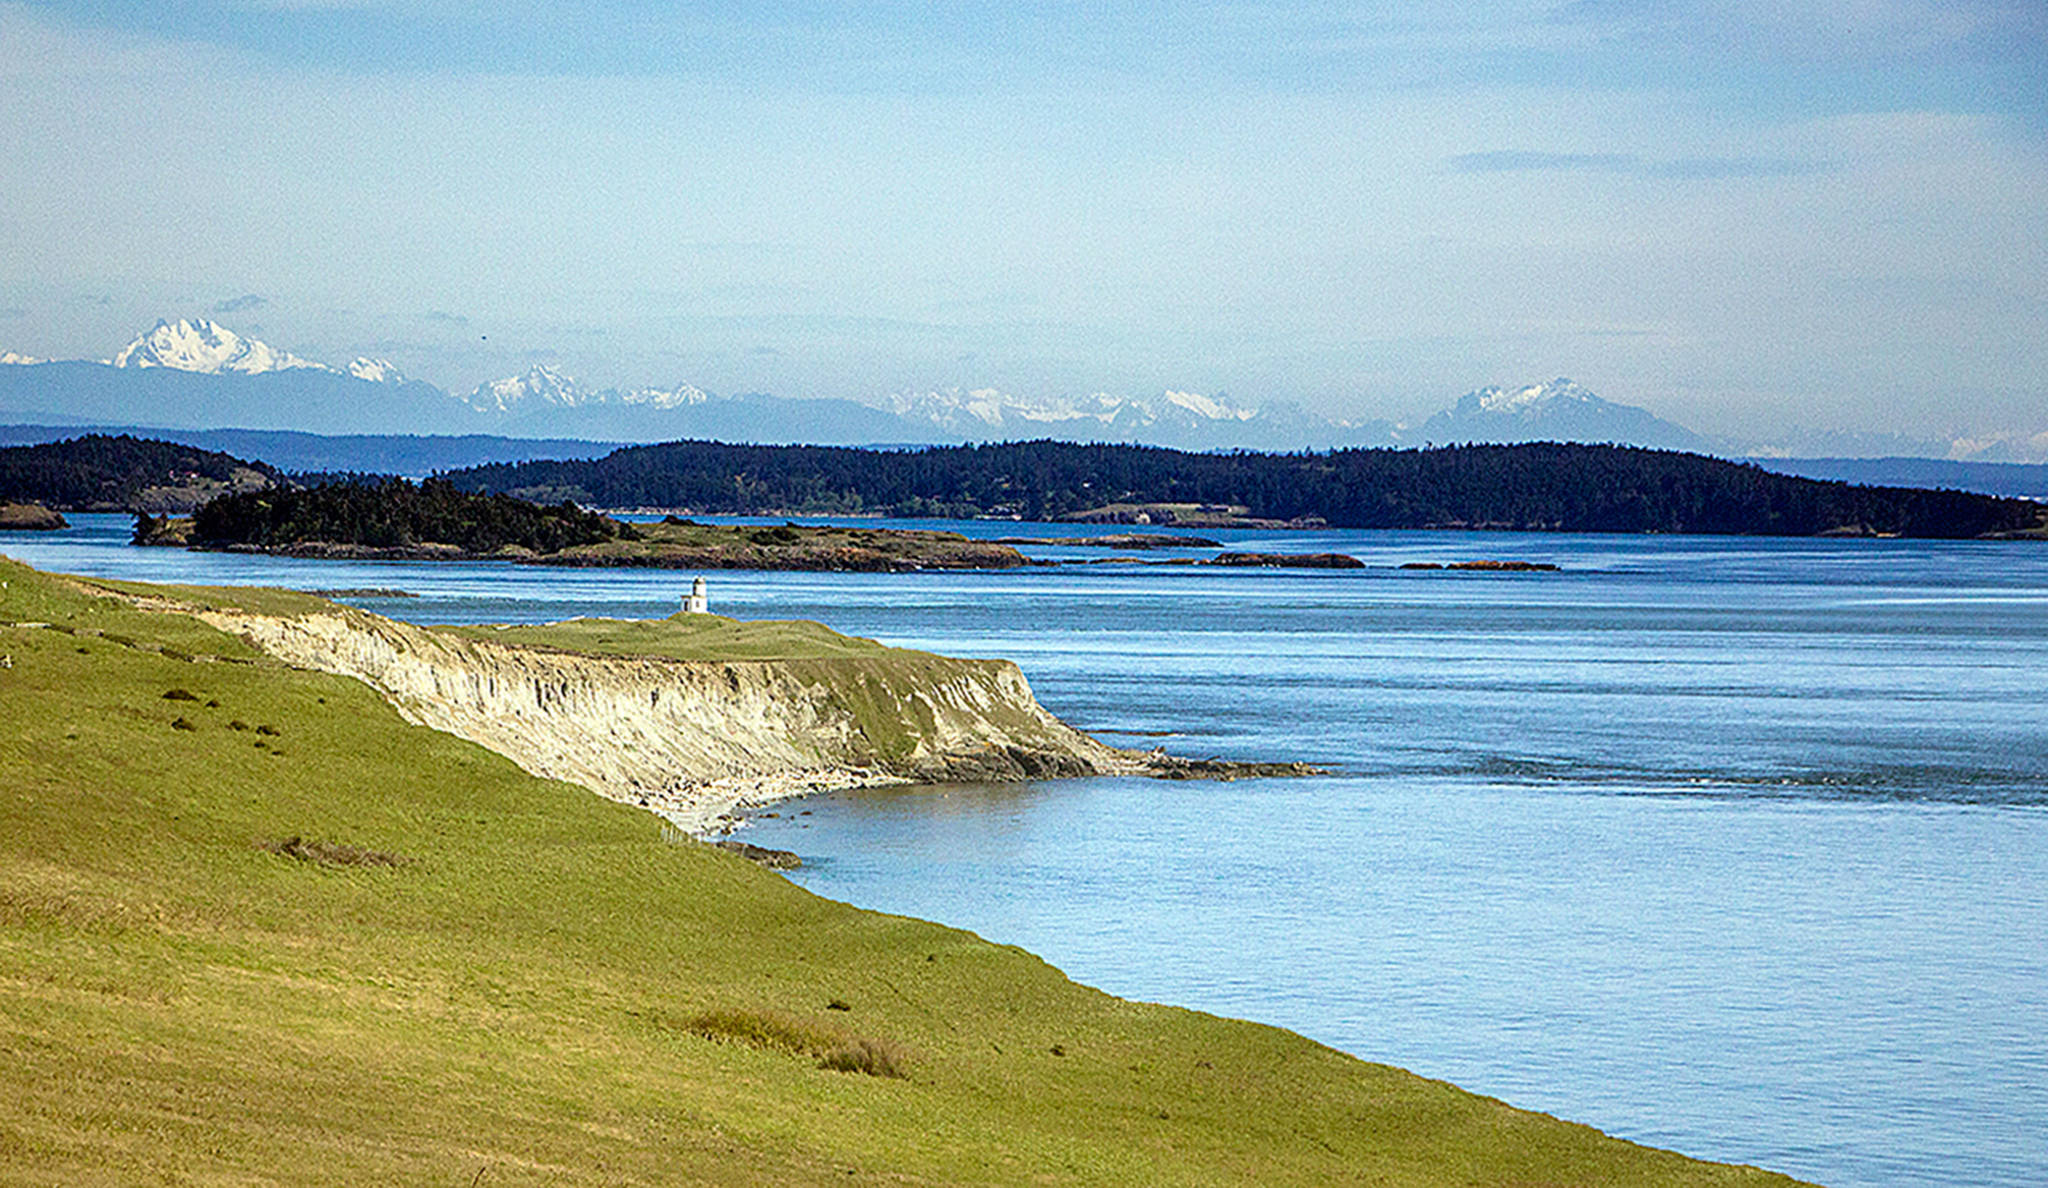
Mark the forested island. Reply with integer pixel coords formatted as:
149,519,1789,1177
450,439,2046,539
143,478,1032,569
0,433,278,512
150,477,624,557
17,433,2045,546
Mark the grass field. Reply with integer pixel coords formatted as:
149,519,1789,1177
436,612,919,662
0,557,1807,1185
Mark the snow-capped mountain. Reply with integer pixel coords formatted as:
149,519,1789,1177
1417,378,1713,453
1952,429,2048,464
874,387,1087,433
346,357,408,385
467,365,585,413
615,382,709,409
10,319,2040,463
113,318,329,376
1441,377,1629,424
1161,389,1257,423
862,385,1391,451
463,367,710,414
873,386,1267,437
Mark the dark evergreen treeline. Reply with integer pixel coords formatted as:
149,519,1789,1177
191,478,627,553
284,470,404,489
446,440,2042,538
0,434,279,510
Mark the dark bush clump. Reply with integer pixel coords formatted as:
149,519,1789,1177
749,525,803,546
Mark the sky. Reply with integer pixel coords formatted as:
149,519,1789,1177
1,0,2043,440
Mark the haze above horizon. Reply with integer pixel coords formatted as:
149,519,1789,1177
2,1,2043,442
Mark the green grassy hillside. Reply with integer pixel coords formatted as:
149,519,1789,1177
0,558,1805,1185
436,612,915,662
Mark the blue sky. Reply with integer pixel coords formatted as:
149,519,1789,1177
1,0,2043,440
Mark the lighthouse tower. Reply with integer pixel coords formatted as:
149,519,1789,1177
682,577,709,615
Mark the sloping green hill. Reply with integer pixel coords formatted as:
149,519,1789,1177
0,558,1804,1185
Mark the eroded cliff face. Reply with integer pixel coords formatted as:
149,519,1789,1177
196,605,1140,829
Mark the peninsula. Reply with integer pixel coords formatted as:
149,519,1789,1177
0,555,1803,1185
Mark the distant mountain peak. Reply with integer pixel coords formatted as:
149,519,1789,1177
616,382,710,409
874,386,1064,430
0,350,48,366
1162,389,1257,422
113,318,329,376
468,365,585,412
872,385,1265,436
1466,377,1601,416
1422,378,1710,453
463,366,721,415
346,357,408,385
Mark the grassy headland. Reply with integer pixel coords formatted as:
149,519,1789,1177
435,611,923,662
0,557,1804,1185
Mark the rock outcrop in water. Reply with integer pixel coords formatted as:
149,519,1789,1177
0,501,66,530
194,602,1161,829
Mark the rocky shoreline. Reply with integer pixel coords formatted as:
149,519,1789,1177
704,749,1323,833
147,591,1314,836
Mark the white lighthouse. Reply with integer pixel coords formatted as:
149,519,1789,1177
683,576,709,615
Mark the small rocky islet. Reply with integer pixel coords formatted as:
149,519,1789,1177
0,500,67,530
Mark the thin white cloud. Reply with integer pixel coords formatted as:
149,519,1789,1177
1552,0,2038,58
1447,151,1639,173
1446,150,1831,178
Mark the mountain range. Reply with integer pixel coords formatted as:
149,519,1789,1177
112,317,412,387
4,318,2043,465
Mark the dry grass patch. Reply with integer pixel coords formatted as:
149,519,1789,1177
815,1037,910,1080
684,1006,844,1055
684,1007,909,1079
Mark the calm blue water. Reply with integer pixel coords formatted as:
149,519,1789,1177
9,515,2047,1188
